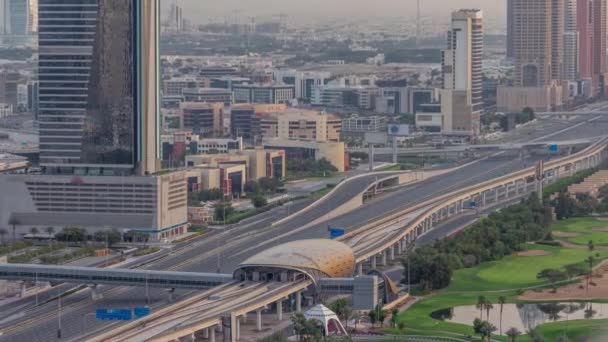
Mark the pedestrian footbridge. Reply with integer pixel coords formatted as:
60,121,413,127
0,264,233,289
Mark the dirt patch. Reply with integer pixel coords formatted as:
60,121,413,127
552,231,581,238
516,250,552,257
592,227,608,232
519,263,608,301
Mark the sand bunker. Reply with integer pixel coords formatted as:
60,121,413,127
552,231,581,238
516,250,552,257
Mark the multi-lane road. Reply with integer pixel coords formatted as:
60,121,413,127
1,113,607,341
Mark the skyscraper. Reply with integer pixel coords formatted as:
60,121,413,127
577,0,606,96
563,0,579,81
511,0,564,86
506,0,514,58
440,9,483,136
0,0,37,38
38,0,160,176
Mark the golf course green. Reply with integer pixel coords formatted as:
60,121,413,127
388,217,608,341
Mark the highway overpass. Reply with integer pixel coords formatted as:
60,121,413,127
101,135,608,342
3,116,607,342
346,137,599,156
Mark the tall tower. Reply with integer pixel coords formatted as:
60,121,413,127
38,0,161,176
511,0,564,86
506,0,514,58
577,0,607,96
440,9,483,136
563,0,578,81
415,0,421,46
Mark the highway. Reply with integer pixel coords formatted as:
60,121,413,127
1,114,606,341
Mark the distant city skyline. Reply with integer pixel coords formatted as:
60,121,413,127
170,0,506,29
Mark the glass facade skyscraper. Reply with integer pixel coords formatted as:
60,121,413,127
38,0,160,176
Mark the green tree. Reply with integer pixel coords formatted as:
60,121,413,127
0,228,7,245
29,227,39,238
252,195,268,208
368,309,377,327
258,331,288,342
214,201,234,222
555,191,575,220
397,320,406,333
480,321,497,341
245,180,261,195
94,229,122,247
390,307,399,328
374,304,387,327
329,298,351,327
498,296,506,335
588,240,595,252
485,299,494,321
505,327,521,342
8,216,19,242
56,227,87,243
45,226,55,238
476,296,487,319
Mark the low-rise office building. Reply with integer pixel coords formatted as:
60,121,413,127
0,172,189,242
230,104,288,142
186,148,286,182
163,77,211,96
232,84,295,104
341,115,387,137
182,87,233,106
257,109,342,142
180,102,224,137
497,84,564,112
263,139,345,172
196,137,243,154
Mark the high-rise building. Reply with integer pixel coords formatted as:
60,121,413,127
38,0,161,176
577,0,607,96
0,0,37,45
440,9,483,135
168,2,183,32
506,0,514,58
511,0,564,86
563,0,579,81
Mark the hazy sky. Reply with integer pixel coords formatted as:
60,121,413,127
174,0,506,27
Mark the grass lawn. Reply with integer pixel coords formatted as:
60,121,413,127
552,217,608,246
447,244,608,293
535,319,608,341
393,243,608,341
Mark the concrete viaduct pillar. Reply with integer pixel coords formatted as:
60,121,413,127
371,256,377,269
390,246,395,261
381,251,387,266
296,291,302,312
256,309,263,331
277,299,283,321
235,316,240,340
357,263,363,276
210,327,216,342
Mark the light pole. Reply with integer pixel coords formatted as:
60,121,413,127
57,292,62,339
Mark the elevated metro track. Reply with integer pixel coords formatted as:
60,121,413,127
82,137,608,342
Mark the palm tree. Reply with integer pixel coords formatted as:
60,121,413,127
476,296,487,319
30,227,39,239
505,327,521,342
485,299,494,321
498,296,506,335
8,217,19,242
45,226,55,238
586,256,594,293
0,228,7,245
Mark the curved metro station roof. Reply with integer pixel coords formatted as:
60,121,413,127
237,239,355,279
